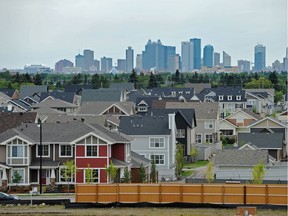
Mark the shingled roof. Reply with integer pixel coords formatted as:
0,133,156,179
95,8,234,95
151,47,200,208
238,133,284,149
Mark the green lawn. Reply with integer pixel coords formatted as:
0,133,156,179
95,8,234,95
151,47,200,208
183,160,209,169
181,170,195,177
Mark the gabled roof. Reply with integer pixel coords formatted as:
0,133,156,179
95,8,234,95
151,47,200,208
30,106,66,115
20,85,48,98
0,112,37,133
238,133,284,149
0,88,17,98
81,89,123,103
64,84,93,93
131,151,150,168
144,87,194,98
40,91,75,104
165,101,219,119
110,83,135,92
245,88,275,96
225,109,261,121
32,98,78,109
219,118,238,128
183,83,211,94
8,99,31,111
119,115,171,135
214,149,268,166
79,101,134,115
248,117,287,128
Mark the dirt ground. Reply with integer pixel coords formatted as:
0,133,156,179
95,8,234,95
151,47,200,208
0,205,287,216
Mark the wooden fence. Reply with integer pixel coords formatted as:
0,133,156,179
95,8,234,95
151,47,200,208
75,183,288,206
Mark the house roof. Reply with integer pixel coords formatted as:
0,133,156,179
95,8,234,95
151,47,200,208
79,101,134,115
119,115,171,135
0,112,37,133
32,98,78,109
40,91,75,104
248,117,287,128
165,101,219,119
0,88,17,98
64,84,93,93
110,83,135,92
131,151,150,168
183,83,211,94
214,149,269,166
20,85,48,98
144,87,194,98
81,89,123,103
111,158,131,167
238,133,284,149
30,106,66,115
245,88,275,96
30,160,60,168
8,99,31,111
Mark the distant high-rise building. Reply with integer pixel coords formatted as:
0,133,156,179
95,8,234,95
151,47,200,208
55,59,73,73
117,59,126,72
238,60,250,72
190,38,201,70
142,39,165,71
214,52,220,66
101,57,113,73
203,45,214,67
165,46,176,71
83,49,94,71
223,51,231,67
272,60,282,72
75,54,85,69
254,44,266,71
283,47,288,72
125,47,134,73
136,54,142,72
94,59,100,72
168,54,180,73
181,41,192,72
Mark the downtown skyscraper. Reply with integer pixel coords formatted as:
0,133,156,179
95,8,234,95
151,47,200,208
203,45,214,67
181,38,201,72
126,46,134,73
254,44,266,71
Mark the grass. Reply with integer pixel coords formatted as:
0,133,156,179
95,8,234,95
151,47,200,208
183,160,209,169
181,170,195,177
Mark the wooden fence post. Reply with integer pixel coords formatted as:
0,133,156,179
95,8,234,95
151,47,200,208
243,185,246,205
159,184,162,203
222,185,225,204
137,184,140,203
201,184,204,203
265,184,268,205
96,184,98,203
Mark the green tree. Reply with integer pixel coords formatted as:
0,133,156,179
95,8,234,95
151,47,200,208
123,167,131,183
62,160,78,194
128,69,138,88
33,73,42,85
91,74,101,89
85,163,93,184
105,160,118,183
245,77,273,89
175,143,184,179
275,91,283,104
139,163,147,183
150,156,157,183
205,161,215,183
12,170,22,184
190,146,199,162
148,72,159,88
252,160,266,184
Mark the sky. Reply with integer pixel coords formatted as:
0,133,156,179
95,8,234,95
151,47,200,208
0,0,287,69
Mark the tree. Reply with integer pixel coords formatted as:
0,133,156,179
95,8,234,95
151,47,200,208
128,69,138,88
245,77,273,89
105,160,118,183
91,74,101,89
252,160,266,184
33,73,42,85
190,146,199,162
150,156,157,183
148,72,159,88
274,91,283,104
123,167,131,183
62,160,78,194
175,143,184,179
205,161,215,183
139,163,147,183
12,170,22,184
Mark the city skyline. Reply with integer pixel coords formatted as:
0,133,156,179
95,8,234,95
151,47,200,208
0,0,287,69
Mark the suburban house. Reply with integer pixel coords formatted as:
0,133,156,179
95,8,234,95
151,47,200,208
19,85,49,100
81,89,127,103
119,114,178,181
64,84,93,96
31,98,78,114
39,91,78,105
0,120,144,190
198,86,246,118
0,89,19,109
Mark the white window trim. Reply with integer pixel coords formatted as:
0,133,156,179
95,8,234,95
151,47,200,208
85,145,99,157
11,168,25,184
236,95,242,101
205,134,213,144
59,144,73,158
150,154,165,165
219,95,223,101
59,166,75,183
228,95,233,101
11,145,24,158
149,137,165,149
196,134,202,143
36,144,50,158
84,168,99,183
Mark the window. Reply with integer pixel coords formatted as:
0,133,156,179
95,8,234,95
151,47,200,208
150,138,164,148
236,95,241,101
12,146,23,157
37,145,49,157
85,169,99,183
60,145,72,157
60,167,75,183
196,134,202,143
205,134,213,144
86,145,98,157
228,95,232,100
150,155,165,165
138,107,147,112
12,169,24,183
204,121,214,129
176,129,185,138
219,95,223,101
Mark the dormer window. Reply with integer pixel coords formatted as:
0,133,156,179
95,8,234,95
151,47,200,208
219,95,223,101
236,95,241,101
228,95,232,101
171,91,176,95
178,91,183,94
185,91,190,94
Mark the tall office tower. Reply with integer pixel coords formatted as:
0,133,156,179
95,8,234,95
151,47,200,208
55,59,73,73
117,59,126,72
214,52,220,66
190,38,201,69
94,59,100,72
83,49,94,71
125,46,134,73
283,47,288,72
101,57,113,73
272,60,282,72
75,54,85,69
168,54,180,72
142,39,165,71
223,51,231,67
254,44,266,71
136,54,142,71
181,41,192,72
165,46,176,71
238,60,250,72
203,45,214,67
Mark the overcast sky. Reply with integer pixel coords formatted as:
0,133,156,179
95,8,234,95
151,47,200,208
0,0,287,69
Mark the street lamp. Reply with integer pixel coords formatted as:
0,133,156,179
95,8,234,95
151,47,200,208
37,118,43,194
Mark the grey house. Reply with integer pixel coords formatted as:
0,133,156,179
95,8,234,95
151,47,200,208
119,114,178,181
